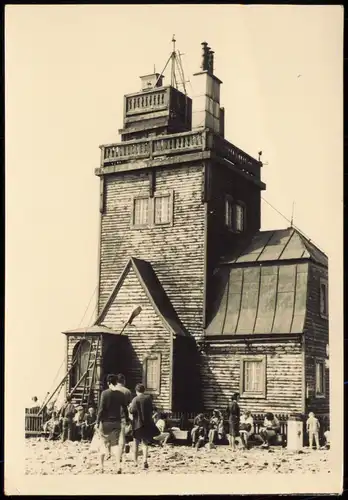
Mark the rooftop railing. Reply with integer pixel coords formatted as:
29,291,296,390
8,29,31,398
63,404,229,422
100,128,261,178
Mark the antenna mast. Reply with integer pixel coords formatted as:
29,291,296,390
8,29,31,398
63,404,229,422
155,35,188,95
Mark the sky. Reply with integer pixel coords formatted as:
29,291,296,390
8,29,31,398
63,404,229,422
5,5,343,405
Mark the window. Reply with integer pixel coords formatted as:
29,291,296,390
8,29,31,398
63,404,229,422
154,194,170,225
240,356,266,398
143,353,161,393
133,197,149,226
234,203,245,232
315,360,325,397
131,191,173,229
320,279,328,318
225,196,245,233
225,196,233,228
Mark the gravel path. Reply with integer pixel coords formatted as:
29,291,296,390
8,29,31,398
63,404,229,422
25,438,331,475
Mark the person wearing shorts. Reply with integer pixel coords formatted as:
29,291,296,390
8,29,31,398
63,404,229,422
95,373,130,474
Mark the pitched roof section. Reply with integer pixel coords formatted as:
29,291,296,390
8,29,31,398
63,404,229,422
95,257,188,337
205,262,309,336
221,228,327,267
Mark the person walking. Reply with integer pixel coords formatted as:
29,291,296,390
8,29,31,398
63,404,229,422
226,393,240,451
114,374,132,455
129,383,160,470
95,373,130,474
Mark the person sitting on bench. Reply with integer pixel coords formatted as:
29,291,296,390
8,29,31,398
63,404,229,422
191,413,209,449
43,410,61,440
239,410,254,449
153,412,172,446
208,409,225,445
259,412,280,448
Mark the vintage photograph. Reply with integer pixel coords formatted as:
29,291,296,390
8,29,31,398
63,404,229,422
5,4,343,495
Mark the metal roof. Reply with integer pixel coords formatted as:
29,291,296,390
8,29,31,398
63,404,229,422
221,228,327,267
205,262,309,336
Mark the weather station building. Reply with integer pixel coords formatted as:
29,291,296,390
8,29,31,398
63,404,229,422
58,40,329,425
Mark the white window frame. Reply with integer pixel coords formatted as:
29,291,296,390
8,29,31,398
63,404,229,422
131,191,174,229
131,196,150,228
319,278,328,319
143,353,161,395
225,196,246,233
240,355,266,398
225,195,234,229
153,191,174,226
234,201,246,233
315,359,326,398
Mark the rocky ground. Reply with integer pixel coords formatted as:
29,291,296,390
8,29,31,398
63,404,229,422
25,438,332,475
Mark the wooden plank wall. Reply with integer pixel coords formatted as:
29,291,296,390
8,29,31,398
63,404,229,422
201,341,303,413
98,164,205,343
304,262,330,416
101,266,172,409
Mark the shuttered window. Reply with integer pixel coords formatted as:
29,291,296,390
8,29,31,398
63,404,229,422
240,356,266,398
133,197,149,226
315,361,325,397
143,353,161,393
154,195,170,225
320,279,328,318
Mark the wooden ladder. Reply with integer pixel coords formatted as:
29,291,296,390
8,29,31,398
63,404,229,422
80,337,100,407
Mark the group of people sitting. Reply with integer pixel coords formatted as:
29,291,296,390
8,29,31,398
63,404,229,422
41,399,97,442
190,393,283,451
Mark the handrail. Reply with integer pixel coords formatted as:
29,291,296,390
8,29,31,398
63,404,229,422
99,128,260,178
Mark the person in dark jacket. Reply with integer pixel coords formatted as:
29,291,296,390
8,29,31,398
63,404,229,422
96,373,130,474
59,394,76,442
226,393,240,451
129,383,160,470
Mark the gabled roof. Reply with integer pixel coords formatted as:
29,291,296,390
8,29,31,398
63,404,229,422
95,257,188,337
220,227,327,267
62,325,122,336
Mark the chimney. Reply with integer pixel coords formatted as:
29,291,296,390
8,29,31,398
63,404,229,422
192,42,223,135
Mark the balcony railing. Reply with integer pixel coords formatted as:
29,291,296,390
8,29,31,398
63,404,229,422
100,129,261,179
102,129,206,164
212,135,261,178
126,88,168,116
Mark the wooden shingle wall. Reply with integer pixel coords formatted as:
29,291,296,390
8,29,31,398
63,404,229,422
101,266,172,409
201,341,303,413
98,163,205,342
304,262,330,416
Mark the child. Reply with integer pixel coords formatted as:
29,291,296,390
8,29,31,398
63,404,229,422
306,412,320,450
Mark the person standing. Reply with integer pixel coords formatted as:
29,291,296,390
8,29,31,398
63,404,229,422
114,374,132,455
59,394,76,442
129,383,160,470
95,373,130,474
226,393,240,451
306,412,320,450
